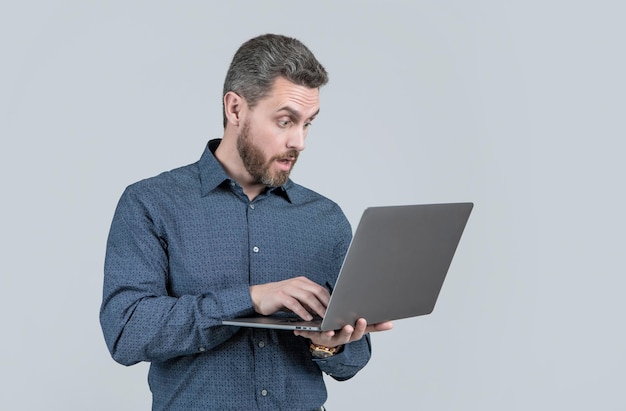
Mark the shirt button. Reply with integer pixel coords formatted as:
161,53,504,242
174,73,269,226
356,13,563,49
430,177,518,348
198,347,205,352
253,246,259,253
249,204,255,209
261,389,268,396
258,341,265,348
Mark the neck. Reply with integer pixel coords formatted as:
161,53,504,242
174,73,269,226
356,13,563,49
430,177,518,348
215,134,264,201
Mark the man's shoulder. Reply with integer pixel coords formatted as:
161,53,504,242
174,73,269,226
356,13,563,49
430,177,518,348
286,181,348,221
123,161,200,198
287,181,338,206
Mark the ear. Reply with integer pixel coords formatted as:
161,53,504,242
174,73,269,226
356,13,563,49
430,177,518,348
223,91,245,127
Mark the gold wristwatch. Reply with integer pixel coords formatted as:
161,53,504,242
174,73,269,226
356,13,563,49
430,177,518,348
310,343,340,359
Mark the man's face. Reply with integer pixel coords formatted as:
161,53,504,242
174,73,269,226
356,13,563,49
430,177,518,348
236,77,320,187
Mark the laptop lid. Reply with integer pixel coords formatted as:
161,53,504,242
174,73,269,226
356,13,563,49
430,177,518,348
222,202,473,331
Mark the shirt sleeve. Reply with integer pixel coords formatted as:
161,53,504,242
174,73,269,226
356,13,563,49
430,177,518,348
313,334,372,381
99,186,255,366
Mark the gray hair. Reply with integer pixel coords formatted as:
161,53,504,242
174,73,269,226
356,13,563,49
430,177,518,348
222,34,329,127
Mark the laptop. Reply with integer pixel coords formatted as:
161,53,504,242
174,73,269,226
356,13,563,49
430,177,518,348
222,202,473,331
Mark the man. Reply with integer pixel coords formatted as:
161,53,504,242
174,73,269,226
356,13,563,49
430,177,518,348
100,33,392,410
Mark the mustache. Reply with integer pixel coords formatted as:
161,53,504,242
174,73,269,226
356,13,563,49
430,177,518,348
271,150,299,161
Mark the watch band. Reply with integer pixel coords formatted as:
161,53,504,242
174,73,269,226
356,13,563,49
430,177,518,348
310,343,339,358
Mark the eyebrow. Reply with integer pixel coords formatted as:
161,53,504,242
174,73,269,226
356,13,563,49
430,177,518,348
277,106,320,122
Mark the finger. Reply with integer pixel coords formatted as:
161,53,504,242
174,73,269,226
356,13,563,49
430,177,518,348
294,277,331,306
354,318,368,332
286,279,330,318
274,280,328,319
305,281,332,307
363,320,394,333
294,329,335,342
331,325,356,345
345,322,365,343
281,295,316,321
297,294,327,319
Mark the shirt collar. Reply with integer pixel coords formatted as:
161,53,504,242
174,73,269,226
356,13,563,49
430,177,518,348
199,139,294,203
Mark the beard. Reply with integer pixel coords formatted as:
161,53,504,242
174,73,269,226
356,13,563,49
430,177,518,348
236,120,299,187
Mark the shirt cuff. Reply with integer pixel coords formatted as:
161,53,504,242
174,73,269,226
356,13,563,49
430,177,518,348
312,334,372,380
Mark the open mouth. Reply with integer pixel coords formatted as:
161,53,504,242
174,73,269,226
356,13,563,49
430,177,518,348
276,157,295,171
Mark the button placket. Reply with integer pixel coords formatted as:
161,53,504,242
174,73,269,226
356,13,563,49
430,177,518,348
248,202,261,255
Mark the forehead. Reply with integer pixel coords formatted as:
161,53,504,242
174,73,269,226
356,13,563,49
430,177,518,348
259,77,320,116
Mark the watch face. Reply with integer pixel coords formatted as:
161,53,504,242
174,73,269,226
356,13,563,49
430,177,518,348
311,349,333,359
310,343,337,359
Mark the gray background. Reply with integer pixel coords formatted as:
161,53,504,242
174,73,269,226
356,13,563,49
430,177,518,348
1,1,624,410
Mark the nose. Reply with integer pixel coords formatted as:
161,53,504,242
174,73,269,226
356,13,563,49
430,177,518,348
286,128,306,152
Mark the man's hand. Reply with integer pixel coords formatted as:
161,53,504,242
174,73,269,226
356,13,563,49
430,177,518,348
249,276,330,321
294,318,394,348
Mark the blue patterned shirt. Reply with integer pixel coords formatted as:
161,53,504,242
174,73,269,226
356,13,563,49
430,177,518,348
100,140,372,410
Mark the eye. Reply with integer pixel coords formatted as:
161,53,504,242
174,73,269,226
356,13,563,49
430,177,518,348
278,120,291,128
304,122,313,128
